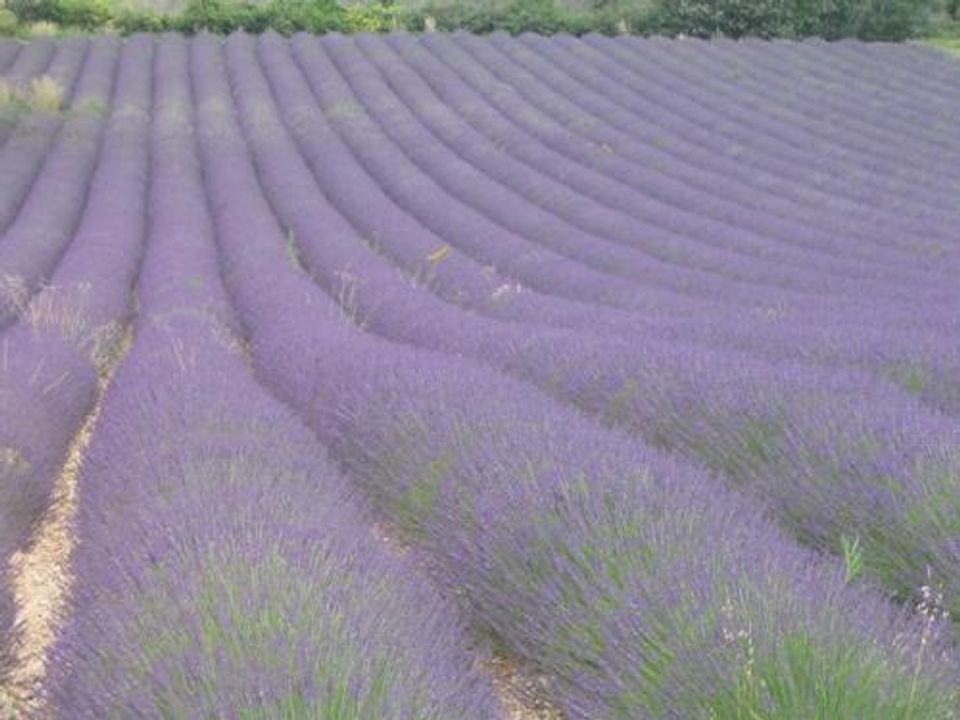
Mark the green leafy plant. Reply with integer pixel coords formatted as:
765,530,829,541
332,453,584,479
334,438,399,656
841,534,863,584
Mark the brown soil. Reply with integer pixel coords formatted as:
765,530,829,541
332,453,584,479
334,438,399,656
0,330,130,717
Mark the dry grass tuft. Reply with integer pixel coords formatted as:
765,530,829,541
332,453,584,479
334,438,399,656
0,80,13,109
0,76,66,116
25,21,58,36
489,655,565,720
23,283,125,372
28,76,64,114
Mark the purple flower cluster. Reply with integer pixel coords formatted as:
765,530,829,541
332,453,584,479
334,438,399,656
216,32,960,623
0,37,118,329
194,32,960,717
1,30,958,718
45,34,496,718
0,35,152,677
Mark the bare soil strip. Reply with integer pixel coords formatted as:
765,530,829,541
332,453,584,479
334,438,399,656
0,329,131,717
489,655,564,720
1,333,561,719
372,522,563,719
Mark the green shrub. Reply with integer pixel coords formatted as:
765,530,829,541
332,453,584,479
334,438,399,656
7,0,110,29
343,4,408,32
162,0,346,35
408,0,629,35
58,0,111,28
112,7,172,33
651,0,938,40
0,8,20,35
651,0,791,38
2,0,945,39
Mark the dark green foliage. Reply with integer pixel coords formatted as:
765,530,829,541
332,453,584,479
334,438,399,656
7,0,111,29
172,0,346,34
0,8,19,34
651,0,939,40
2,0,946,38
650,0,791,38
409,0,625,35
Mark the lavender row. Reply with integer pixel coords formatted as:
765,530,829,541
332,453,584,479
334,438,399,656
566,35,960,221
388,31,960,316
614,37,960,183
344,33,956,296
0,38,54,148
274,33,952,336
464,33,959,247
232,33,960,625
589,35,960,203
300,35,959,313
0,35,153,684
321,35,960,408
213,33,960,718
473,33,960,255
531,33,960,262
258,33,960,420
696,40,960,151
52,323,497,719
0,37,119,329
371,33,953,287
0,38,88,235
325,34,900,298
0,40,20,72
376,35,960,338
47,34,497,718
825,40,960,100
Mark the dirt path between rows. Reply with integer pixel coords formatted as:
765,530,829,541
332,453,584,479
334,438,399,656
0,328,130,718
372,523,564,720
2,396,99,715
1,333,561,719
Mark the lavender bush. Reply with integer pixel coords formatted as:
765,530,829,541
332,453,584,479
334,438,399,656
0,37,117,328
0,30,957,718
222,32,960,622
196,33,960,717
46,34,497,718
0,35,152,684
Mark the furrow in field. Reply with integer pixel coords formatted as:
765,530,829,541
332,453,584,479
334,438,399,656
44,34,500,719
0,35,153,706
0,37,121,329
376,33,956,283
253,33,960,626
216,34,960,720
0,38,90,234
550,35,960,219
345,34,953,299
463,33,959,244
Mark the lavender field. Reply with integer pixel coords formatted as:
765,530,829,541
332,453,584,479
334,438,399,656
0,30,959,718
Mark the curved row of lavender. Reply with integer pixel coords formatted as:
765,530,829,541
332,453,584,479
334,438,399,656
217,30,960,420
313,33,960,414
193,33,959,718
0,38,56,148
44,33,497,719
0,38,88,235
0,31,956,717
281,32,960,416
0,37,121,329
0,35,152,682
215,30,960,624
